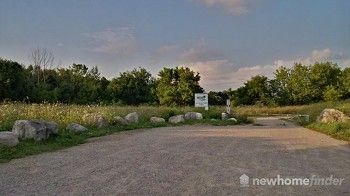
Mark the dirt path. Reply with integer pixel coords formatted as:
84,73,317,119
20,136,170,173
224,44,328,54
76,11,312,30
1,117,349,195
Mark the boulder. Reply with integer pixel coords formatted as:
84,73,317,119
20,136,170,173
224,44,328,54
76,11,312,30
150,117,165,123
228,117,237,122
66,123,88,133
113,116,128,125
12,120,58,141
169,115,185,124
221,112,229,120
83,113,109,128
184,112,203,120
317,109,346,123
125,112,139,124
0,131,19,147
42,121,59,134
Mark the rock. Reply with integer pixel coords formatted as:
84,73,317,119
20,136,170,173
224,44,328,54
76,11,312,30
66,123,88,133
0,131,19,147
228,117,237,122
150,117,165,123
125,112,139,124
169,115,185,124
42,121,59,134
221,112,229,120
83,113,109,128
184,112,203,120
297,115,310,123
113,116,128,125
317,109,346,123
12,120,58,141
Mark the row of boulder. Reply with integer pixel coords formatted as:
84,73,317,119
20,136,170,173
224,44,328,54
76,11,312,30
0,111,205,147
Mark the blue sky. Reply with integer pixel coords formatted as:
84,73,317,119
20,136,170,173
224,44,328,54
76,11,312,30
1,0,349,90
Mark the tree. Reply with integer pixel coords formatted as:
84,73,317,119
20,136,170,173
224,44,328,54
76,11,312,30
29,47,55,84
156,67,203,106
323,86,342,102
0,58,27,101
108,68,156,105
271,66,292,105
208,91,228,105
287,63,316,104
232,75,270,106
309,62,341,100
341,67,350,98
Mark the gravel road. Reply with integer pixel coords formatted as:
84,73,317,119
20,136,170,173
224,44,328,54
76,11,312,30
0,117,349,195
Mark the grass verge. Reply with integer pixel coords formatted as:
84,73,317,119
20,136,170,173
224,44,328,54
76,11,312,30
0,117,249,163
234,100,350,142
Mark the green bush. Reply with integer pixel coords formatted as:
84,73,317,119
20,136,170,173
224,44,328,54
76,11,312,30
323,86,342,102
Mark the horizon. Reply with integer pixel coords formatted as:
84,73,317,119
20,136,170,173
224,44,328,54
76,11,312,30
1,0,349,91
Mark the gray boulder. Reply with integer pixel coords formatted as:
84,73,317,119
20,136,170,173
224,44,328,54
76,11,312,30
222,112,230,120
228,117,237,122
42,121,59,134
317,109,346,123
113,116,128,125
184,112,203,120
0,131,19,147
125,112,139,124
150,117,165,123
66,123,88,133
12,120,58,141
169,115,185,124
83,113,109,128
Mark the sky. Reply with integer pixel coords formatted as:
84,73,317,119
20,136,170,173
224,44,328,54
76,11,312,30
1,0,349,91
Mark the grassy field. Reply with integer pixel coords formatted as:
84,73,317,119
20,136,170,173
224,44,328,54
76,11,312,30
234,100,350,141
0,103,232,132
0,103,249,162
1,101,350,162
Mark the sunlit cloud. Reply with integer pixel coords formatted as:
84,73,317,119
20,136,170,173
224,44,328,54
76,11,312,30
84,27,137,56
191,0,255,15
187,48,350,91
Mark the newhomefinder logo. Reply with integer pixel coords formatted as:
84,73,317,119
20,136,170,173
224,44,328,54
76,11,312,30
239,174,344,187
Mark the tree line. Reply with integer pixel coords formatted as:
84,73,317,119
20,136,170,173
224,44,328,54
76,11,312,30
1,57,349,106
229,62,350,106
0,58,203,105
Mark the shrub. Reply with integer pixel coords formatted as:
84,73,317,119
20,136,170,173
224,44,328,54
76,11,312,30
323,86,342,102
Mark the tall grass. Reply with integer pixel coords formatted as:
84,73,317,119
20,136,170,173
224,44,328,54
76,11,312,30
234,100,350,121
234,100,350,141
0,103,226,131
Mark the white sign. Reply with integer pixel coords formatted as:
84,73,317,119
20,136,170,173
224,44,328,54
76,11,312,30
195,93,208,110
226,99,231,114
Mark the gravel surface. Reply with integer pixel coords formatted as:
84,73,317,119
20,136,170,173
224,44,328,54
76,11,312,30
0,117,349,195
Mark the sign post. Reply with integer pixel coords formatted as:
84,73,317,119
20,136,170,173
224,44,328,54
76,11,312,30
226,99,231,114
195,93,209,110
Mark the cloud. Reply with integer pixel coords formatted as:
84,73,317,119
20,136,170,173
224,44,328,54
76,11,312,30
178,39,223,62
187,60,275,91
275,48,350,68
85,27,137,55
187,48,350,91
191,0,253,15
157,44,179,54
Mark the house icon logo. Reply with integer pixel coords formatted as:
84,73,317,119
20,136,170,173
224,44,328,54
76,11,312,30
240,174,249,187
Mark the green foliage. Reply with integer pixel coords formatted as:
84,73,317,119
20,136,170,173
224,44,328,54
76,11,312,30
341,67,350,97
108,68,156,105
232,75,270,106
1,56,350,107
230,62,347,106
156,67,203,106
208,91,228,105
323,86,342,102
0,58,27,101
287,63,316,104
